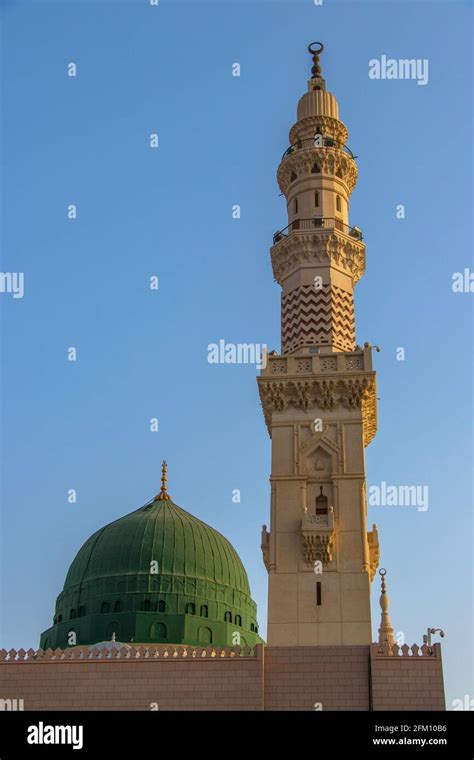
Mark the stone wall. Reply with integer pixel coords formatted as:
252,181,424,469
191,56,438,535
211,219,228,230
264,645,370,710
0,645,264,711
370,643,445,711
0,643,445,711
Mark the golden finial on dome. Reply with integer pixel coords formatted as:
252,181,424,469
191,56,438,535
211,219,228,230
155,460,171,500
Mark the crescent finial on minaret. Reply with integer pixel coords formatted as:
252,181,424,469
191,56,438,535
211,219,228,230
308,41,324,79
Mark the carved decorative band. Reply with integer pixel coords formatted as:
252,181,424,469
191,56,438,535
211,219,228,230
289,115,348,147
257,374,377,447
277,148,358,195
270,230,366,286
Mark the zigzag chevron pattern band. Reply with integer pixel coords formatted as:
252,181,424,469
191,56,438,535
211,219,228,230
281,283,355,353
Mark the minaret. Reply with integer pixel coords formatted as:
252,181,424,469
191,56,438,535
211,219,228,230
377,569,395,653
258,43,379,646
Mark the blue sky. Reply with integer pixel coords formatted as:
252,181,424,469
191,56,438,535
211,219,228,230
1,0,472,708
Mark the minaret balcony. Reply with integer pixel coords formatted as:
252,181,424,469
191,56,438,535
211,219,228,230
281,137,357,162
260,346,373,378
258,345,378,446
272,216,363,245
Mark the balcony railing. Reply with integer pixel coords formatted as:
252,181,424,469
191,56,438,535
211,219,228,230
272,217,363,245
281,137,357,162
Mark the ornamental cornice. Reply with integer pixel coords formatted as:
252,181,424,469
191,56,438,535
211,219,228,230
270,229,366,285
289,115,348,146
257,373,377,447
277,147,358,195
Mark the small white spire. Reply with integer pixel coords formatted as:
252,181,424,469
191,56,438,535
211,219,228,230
378,568,395,654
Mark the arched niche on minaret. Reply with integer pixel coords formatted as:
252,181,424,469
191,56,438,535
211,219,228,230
299,432,340,477
307,446,332,477
299,436,339,517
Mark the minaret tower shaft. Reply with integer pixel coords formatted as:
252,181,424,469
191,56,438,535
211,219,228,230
258,44,379,646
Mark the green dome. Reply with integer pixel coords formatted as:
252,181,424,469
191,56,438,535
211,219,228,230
40,495,262,650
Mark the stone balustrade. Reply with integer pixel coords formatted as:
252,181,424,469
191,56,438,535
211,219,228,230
0,644,260,662
261,345,373,378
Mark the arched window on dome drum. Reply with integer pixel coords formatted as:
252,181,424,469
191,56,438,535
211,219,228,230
235,615,242,627
185,603,195,615
70,608,76,620
198,627,212,645
78,606,85,617
250,623,255,632
158,600,166,613
114,600,122,613
100,602,110,614
200,605,208,618
143,599,151,612
150,622,167,639
224,611,232,623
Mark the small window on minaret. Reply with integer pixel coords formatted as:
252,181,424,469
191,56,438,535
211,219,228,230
290,171,297,182
311,163,321,174
314,191,319,207
336,194,342,212
294,198,298,213
316,582,322,606
315,486,328,515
